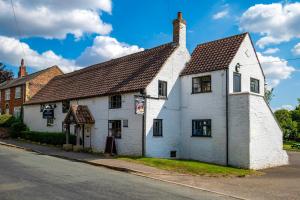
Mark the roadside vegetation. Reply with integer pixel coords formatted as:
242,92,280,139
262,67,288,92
118,157,259,177
274,98,300,151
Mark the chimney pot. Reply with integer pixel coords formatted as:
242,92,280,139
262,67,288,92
18,58,27,78
178,12,182,19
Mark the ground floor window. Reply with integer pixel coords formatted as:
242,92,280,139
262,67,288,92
47,118,54,126
14,106,21,118
109,120,121,138
192,119,211,137
153,119,163,136
5,104,9,114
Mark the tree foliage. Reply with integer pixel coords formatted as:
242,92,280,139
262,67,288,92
0,62,14,84
275,99,300,140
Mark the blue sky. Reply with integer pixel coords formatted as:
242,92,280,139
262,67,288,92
0,0,299,109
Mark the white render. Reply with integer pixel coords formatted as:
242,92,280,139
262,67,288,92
23,17,288,169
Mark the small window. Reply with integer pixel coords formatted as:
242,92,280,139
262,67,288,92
109,95,122,109
250,78,260,93
5,104,9,114
158,80,167,98
15,87,21,99
233,73,241,92
192,76,211,94
153,119,163,136
123,120,128,127
47,118,54,126
62,101,70,113
109,120,122,138
192,119,211,137
14,106,22,118
5,89,10,101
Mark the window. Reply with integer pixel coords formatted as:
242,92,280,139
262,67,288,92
109,120,121,138
5,104,9,114
250,78,260,93
62,100,70,113
192,76,211,94
192,119,211,137
153,119,163,136
15,87,21,99
233,73,241,92
5,89,10,101
109,95,122,109
47,118,54,126
158,80,167,98
123,120,128,127
14,106,21,118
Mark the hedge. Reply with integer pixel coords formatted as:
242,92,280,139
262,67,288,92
0,114,17,127
19,131,76,146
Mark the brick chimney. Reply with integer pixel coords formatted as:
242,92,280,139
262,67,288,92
18,58,27,78
173,12,186,47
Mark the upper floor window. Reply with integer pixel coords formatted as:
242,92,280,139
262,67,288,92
192,119,212,137
109,95,122,109
15,87,21,99
5,89,10,101
158,80,167,98
153,119,163,137
62,100,70,113
192,75,211,94
233,73,241,92
250,78,260,93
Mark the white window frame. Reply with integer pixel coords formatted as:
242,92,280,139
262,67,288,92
5,89,10,101
14,106,21,118
15,87,21,99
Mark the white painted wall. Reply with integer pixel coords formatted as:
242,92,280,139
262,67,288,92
145,44,190,158
24,92,143,156
228,34,265,95
180,70,227,165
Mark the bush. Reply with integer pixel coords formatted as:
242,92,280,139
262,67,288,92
0,114,17,127
10,120,28,138
19,131,76,146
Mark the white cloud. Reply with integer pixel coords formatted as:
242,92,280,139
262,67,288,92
239,3,300,48
257,52,295,87
0,0,112,39
263,48,280,54
213,10,229,20
274,104,294,111
76,36,144,66
0,36,81,73
292,43,300,55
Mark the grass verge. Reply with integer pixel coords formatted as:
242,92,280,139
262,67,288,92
283,141,300,152
118,157,259,177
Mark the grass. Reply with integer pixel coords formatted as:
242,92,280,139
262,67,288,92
118,157,259,177
283,140,300,152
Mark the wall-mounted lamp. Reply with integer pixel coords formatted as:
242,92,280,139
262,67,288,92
235,63,241,72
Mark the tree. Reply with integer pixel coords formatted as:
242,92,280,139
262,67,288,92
265,88,274,104
0,62,14,84
275,109,298,140
291,99,300,136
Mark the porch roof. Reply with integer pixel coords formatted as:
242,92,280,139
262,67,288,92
64,105,95,125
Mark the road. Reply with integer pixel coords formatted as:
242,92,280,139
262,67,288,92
0,145,235,200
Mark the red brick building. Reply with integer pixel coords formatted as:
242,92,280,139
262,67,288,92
0,59,63,118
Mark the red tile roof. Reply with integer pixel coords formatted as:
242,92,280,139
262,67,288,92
181,33,247,76
26,42,178,105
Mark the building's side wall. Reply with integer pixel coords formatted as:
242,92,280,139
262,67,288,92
249,94,289,169
26,66,63,101
228,34,265,95
228,93,250,168
145,45,190,158
23,92,143,156
180,70,227,165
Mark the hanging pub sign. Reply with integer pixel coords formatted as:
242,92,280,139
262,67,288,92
43,105,54,119
135,96,145,115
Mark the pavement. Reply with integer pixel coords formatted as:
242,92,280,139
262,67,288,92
1,139,300,200
0,145,234,200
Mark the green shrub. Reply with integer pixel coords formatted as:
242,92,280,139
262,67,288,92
0,114,17,127
10,120,28,138
19,131,76,146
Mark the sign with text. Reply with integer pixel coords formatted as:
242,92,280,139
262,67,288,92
135,96,145,115
43,105,54,119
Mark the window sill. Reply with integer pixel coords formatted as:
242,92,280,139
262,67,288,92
109,107,122,109
153,135,163,137
158,96,168,100
191,91,212,94
191,135,212,138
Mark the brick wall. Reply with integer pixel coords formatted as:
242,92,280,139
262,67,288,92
0,85,24,115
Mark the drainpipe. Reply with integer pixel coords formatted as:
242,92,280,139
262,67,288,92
225,69,229,166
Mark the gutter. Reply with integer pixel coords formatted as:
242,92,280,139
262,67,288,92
225,69,229,166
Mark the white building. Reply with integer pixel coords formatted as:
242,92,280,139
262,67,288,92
23,12,288,169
